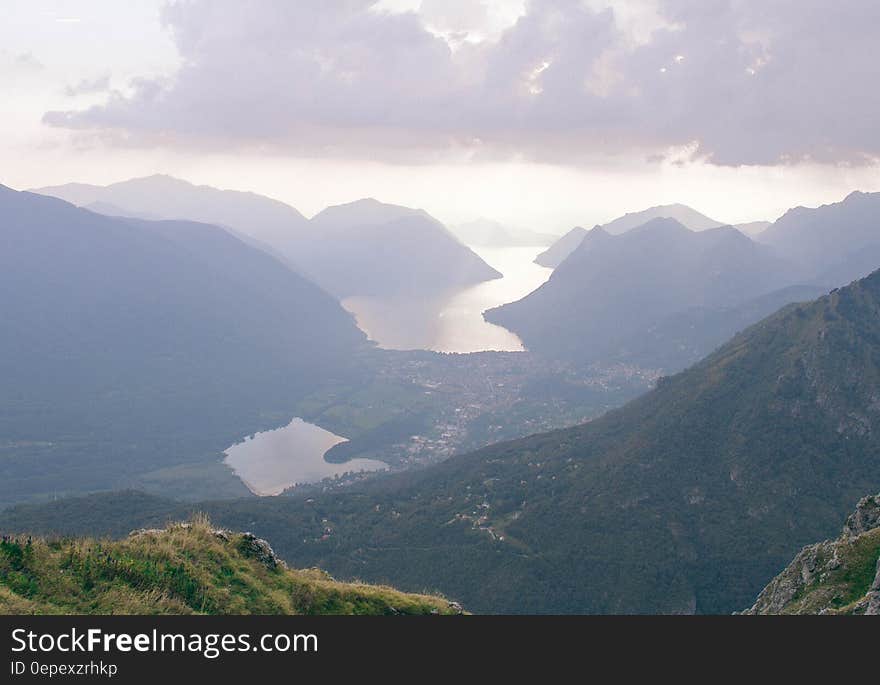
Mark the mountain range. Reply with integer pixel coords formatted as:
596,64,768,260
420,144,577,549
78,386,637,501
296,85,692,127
303,198,501,297
534,203,724,268
489,219,796,367
0,185,366,505
758,191,880,285
7,266,880,613
33,176,501,299
497,192,880,372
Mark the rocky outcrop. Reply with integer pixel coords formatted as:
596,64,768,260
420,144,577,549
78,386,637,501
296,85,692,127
742,494,880,615
130,524,287,570
843,494,880,538
232,531,287,570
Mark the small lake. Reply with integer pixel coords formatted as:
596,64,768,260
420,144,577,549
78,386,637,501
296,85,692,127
342,245,552,353
224,417,388,496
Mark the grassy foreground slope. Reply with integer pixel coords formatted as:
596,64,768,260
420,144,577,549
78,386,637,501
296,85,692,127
0,517,461,615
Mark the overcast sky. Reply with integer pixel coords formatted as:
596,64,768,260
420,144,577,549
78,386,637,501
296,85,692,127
3,0,880,231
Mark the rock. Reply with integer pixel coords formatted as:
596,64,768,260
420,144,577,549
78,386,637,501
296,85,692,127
871,557,880,592
842,493,880,538
128,528,164,538
743,493,880,614
235,532,286,570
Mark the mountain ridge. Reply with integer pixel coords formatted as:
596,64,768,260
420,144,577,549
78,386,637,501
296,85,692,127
758,190,880,280
32,176,502,298
0,185,366,505
489,218,796,367
8,268,880,613
533,203,724,267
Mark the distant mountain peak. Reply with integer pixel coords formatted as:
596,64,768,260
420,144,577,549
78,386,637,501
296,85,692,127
701,223,750,239
601,203,723,236
535,205,724,268
759,190,880,282
340,197,385,207
533,226,590,267
843,189,878,203
323,197,417,212
310,197,431,233
627,216,691,236
110,174,198,190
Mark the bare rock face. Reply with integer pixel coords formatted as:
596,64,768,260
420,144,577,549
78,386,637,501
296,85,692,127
128,528,165,537
843,494,880,538
742,493,880,615
233,532,287,570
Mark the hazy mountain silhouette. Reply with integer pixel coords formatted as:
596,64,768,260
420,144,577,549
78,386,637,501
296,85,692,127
489,219,796,365
83,201,159,220
601,203,723,235
451,218,557,247
304,198,501,297
534,204,724,268
0,185,365,504
533,226,588,267
734,221,771,237
759,191,880,284
35,175,310,245
34,177,501,298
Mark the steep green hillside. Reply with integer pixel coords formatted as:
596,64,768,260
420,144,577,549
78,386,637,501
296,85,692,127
743,494,880,614
8,270,880,614
0,518,461,615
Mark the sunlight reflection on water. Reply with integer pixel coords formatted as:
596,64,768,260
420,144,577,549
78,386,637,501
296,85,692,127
342,245,552,353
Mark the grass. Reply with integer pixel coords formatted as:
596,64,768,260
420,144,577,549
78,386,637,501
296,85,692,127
0,515,462,615
778,529,880,615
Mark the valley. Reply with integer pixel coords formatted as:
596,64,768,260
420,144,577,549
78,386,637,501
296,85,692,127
9,267,880,614
291,349,656,488
3,179,880,616
4,0,880,627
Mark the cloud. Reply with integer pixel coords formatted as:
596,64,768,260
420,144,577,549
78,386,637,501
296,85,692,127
64,75,111,97
1,51,45,72
42,0,880,166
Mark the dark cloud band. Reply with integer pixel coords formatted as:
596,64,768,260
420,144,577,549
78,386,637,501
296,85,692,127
42,0,880,167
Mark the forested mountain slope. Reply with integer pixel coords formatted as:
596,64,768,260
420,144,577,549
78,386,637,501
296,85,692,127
9,269,880,613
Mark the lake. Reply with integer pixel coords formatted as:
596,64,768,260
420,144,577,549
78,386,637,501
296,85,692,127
223,417,388,495
342,245,552,353
226,247,551,495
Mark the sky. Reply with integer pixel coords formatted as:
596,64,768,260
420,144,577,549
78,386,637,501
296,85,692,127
2,0,880,232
